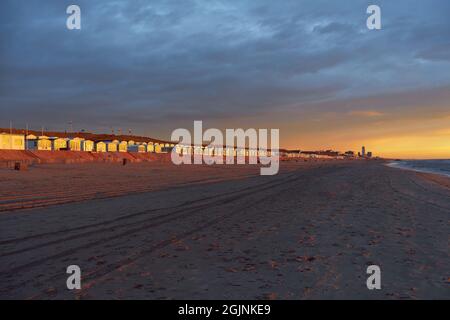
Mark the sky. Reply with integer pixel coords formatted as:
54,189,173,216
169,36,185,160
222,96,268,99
1,0,449,158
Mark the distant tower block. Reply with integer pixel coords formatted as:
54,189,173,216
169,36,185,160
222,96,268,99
362,146,366,157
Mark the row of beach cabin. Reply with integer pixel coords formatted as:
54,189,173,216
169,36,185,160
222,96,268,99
25,135,176,153
0,133,175,154
0,132,278,156
2,132,348,159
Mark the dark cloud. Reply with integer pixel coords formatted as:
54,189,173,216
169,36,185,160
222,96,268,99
0,0,449,139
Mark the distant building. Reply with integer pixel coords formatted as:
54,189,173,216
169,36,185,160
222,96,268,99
301,150,339,158
367,152,373,158
344,151,355,157
362,146,366,157
286,150,301,158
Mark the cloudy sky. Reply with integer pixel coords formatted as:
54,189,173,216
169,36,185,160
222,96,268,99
1,0,450,158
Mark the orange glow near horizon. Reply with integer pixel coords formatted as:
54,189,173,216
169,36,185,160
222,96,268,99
279,107,450,160
282,131,450,159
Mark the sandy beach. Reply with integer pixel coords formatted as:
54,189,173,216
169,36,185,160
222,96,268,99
0,160,448,299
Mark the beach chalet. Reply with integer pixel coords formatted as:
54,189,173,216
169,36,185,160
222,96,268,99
193,146,203,156
203,146,213,156
107,141,118,152
182,145,190,155
68,137,84,151
287,150,301,158
134,142,147,153
25,134,38,150
96,141,107,152
0,132,25,150
39,138,52,151
118,141,128,152
128,144,146,153
138,144,146,153
161,145,173,153
82,140,94,152
260,150,268,157
33,136,52,151
174,144,183,155
279,150,288,158
225,147,234,157
53,138,68,151
147,142,154,153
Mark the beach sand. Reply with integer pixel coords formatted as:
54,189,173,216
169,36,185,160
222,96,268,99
0,160,448,299
416,171,450,189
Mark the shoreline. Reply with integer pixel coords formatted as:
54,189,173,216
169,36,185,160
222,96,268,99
387,160,450,189
415,171,450,189
386,160,450,181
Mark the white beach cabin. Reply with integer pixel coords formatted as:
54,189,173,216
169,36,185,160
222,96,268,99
0,132,25,150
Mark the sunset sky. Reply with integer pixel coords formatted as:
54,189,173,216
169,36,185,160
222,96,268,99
1,0,449,159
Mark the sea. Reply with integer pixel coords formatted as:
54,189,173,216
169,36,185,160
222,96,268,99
387,159,450,177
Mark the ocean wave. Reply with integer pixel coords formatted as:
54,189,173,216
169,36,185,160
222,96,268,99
387,160,450,177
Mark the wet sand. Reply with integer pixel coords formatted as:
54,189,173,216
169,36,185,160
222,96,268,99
0,160,449,299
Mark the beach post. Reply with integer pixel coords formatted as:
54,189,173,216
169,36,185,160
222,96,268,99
14,162,27,171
